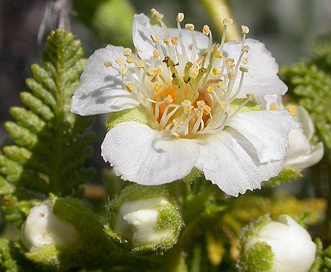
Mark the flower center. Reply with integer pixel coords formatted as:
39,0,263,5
104,9,253,139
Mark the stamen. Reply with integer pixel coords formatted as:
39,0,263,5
123,48,132,56
126,56,135,64
126,83,135,93
270,103,277,111
153,50,160,59
287,105,298,116
219,18,233,53
202,25,210,36
104,61,112,68
185,23,195,31
177,13,184,23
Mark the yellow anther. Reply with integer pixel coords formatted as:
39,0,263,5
123,48,132,56
242,45,250,53
151,75,159,83
239,65,248,73
223,18,233,26
146,69,154,76
154,68,162,75
120,66,128,75
155,12,164,21
214,50,223,59
287,104,298,116
203,25,210,36
177,12,184,22
126,56,135,64
270,103,277,111
225,58,235,69
150,8,158,17
182,100,193,114
153,50,160,59
207,86,215,93
228,72,236,80
207,78,223,84
241,25,250,34
171,36,179,46
126,83,135,93
153,85,163,92
116,59,124,66
104,61,112,68
165,95,174,103
163,36,171,45
137,60,145,68
185,23,195,31
212,67,220,76
151,34,159,43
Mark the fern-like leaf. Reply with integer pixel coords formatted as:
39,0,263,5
0,30,95,226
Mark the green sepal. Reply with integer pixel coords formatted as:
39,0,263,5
183,167,203,186
106,106,153,130
264,167,303,187
231,98,261,113
240,241,274,272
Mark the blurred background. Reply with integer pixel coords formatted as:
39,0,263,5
0,0,331,218
1,0,331,142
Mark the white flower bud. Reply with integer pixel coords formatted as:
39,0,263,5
106,185,183,252
21,201,80,249
240,215,316,272
115,198,175,248
261,94,323,171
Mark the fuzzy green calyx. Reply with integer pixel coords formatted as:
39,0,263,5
105,184,183,253
106,106,153,130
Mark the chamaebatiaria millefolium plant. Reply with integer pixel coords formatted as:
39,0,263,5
0,1,331,271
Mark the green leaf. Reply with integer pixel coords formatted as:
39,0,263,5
0,29,95,226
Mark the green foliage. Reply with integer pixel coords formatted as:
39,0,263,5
0,238,36,272
281,35,331,148
309,239,331,272
0,29,95,226
73,0,135,45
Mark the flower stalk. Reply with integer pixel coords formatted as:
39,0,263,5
199,0,241,40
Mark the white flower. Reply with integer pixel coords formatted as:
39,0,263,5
263,94,324,170
71,9,298,196
241,215,316,272
21,201,80,249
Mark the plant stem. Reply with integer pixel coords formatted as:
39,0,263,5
199,0,241,41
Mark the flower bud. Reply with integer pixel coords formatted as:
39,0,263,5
105,185,183,252
239,215,316,272
21,200,80,249
262,94,323,171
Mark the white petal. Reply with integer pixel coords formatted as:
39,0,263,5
101,122,199,185
228,110,299,163
223,39,287,98
132,14,209,61
296,105,315,140
285,142,324,170
71,45,139,116
196,129,284,196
